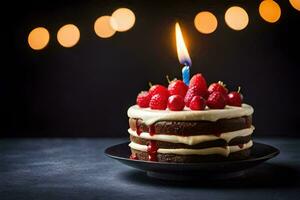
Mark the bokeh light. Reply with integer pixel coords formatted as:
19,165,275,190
289,0,300,11
259,0,281,23
28,27,50,50
94,16,116,38
225,6,249,31
110,8,135,32
194,11,218,34
57,24,80,48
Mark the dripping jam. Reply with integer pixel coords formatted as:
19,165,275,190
147,140,158,161
149,124,156,136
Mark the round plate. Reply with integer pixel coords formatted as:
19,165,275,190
104,142,280,180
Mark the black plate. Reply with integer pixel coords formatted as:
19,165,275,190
105,142,280,180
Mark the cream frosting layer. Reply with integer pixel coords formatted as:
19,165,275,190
127,104,254,125
129,140,253,157
128,126,254,145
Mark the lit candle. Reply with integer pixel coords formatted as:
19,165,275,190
175,23,192,86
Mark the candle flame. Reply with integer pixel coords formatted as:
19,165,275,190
175,22,192,66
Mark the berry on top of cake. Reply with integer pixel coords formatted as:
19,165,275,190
129,73,254,163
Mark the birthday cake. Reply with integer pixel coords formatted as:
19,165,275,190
127,73,254,162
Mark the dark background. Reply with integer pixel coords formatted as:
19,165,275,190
2,0,300,137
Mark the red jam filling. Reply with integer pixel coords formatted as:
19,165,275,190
149,124,156,136
147,140,158,161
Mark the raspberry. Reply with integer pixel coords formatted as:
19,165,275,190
149,94,168,110
184,86,202,107
148,84,169,98
168,80,188,97
189,95,206,110
168,95,185,111
207,91,226,109
189,73,207,96
136,91,151,108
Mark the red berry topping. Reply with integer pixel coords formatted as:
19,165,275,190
184,86,206,107
136,91,151,108
208,81,228,96
168,95,185,111
147,141,158,154
207,91,226,109
168,80,188,97
227,92,242,107
148,84,169,98
189,73,208,95
149,94,168,110
189,95,206,110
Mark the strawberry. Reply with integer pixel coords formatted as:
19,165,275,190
208,81,228,96
189,73,208,95
227,87,242,107
184,86,202,107
168,80,188,97
149,94,168,110
189,96,206,110
136,91,151,108
168,95,185,111
207,91,226,109
148,84,169,98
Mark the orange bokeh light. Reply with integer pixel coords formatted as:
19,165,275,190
225,6,249,31
57,24,80,48
28,27,50,50
94,16,116,38
259,0,281,23
110,8,135,32
194,11,218,34
289,0,300,11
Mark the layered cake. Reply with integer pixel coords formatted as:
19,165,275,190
127,73,254,162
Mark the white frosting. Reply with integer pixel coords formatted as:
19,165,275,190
128,104,254,125
129,140,253,157
128,126,254,145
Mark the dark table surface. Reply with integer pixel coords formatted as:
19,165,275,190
1,137,300,200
